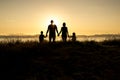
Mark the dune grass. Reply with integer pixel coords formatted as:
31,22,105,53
0,40,120,80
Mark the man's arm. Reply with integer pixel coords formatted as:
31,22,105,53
46,26,49,37
55,25,58,34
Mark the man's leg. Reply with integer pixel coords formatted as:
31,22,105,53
62,37,65,42
53,36,56,42
49,36,51,42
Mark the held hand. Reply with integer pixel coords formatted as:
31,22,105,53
68,35,70,37
58,34,59,36
46,34,48,37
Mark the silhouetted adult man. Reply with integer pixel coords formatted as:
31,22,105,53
46,20,58,42
58,22,69,42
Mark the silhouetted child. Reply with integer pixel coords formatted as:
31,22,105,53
69,32,76,42
39,31,46,43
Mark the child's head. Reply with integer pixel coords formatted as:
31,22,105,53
73,32,76,36
41,31,43,34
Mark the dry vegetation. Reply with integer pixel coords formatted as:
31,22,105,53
0,40,120,80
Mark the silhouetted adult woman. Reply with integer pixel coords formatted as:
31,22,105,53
58,22,69,42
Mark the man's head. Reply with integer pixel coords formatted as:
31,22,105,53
51,20,54,24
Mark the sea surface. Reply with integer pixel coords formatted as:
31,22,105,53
0,34,120,42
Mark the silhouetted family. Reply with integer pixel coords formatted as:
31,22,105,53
39,20,76,43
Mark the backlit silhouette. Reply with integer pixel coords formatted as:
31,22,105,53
39,31,46,43
46,20,58,42
69,32,76,42
58,22,69,42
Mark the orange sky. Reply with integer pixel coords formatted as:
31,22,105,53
0,0,120,35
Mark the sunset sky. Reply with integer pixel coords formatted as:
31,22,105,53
0,0,120,35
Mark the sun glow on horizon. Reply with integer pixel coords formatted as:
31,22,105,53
39,14,67,33
0,0,120,35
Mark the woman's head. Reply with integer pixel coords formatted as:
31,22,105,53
41,31,43,34
63,22,66,26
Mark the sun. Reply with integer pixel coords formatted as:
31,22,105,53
38,14,66,33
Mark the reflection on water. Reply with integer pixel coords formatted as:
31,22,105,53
0,35,120,42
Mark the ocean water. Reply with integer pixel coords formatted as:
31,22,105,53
0,35,120,42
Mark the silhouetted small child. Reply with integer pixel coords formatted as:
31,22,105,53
69,32,76,42
39,31,46,43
